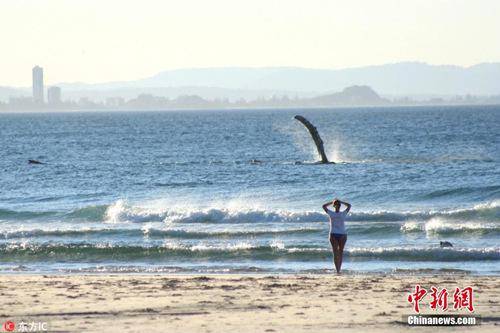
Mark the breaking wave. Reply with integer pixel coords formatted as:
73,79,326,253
1,200,498,225
401,218,500,235
101,199,500,224
1,242,497,262
1,226,321,240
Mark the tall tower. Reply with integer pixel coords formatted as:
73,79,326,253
32,66,44,104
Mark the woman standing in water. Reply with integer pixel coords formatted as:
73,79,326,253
322,199,351,273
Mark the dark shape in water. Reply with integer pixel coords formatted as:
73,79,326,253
294,115,333,164
440,241,453,248
249,159,262,165
28,159,44,165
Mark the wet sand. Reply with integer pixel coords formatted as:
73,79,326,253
0,274,498,332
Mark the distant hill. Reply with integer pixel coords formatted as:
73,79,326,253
60,62,498,95
307,85,389,106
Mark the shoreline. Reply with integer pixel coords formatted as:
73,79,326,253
0,270,496,276
1,273,498,332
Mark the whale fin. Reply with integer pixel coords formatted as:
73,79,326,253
294,115,332,164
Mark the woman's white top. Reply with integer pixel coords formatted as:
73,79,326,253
326,209,348,234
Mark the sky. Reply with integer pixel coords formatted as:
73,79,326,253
1,0,500,86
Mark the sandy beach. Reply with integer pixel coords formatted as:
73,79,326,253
0,274,498,332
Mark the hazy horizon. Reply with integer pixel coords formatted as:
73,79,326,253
2,0,500,86
3,61,499,88
2,62,500,105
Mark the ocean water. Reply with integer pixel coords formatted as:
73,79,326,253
0,106,499,274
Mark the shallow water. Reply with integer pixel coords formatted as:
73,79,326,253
0,106,499,274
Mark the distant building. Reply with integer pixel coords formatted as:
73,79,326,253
105,97,125,108
47,86,61,105
77,97,99,108
9,96,35,109
32,66,44,104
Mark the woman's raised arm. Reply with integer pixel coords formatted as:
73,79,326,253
322,201,332,213
339,200,351,213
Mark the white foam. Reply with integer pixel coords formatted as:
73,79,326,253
103,199,500,225
270,239,285,250
401,216,499,234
